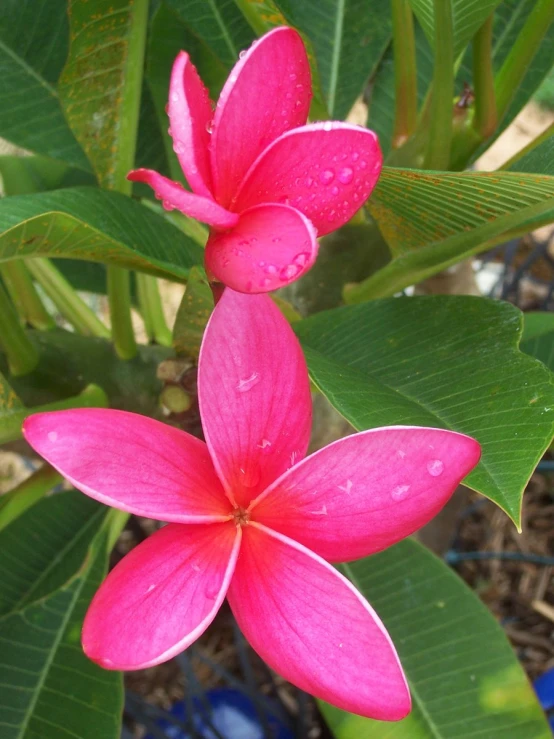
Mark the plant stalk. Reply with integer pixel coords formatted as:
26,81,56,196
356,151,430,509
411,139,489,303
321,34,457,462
495,0,554,122
0,262,55,330
0,465,63,531
391,0,418,148
0,283,39,376
0,383,109,445
26,258,110,338
424,0,454,170
136,273,172,346
472,15,497,139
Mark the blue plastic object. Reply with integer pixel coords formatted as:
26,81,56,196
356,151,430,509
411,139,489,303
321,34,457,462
145,687,294,739
534,667,554,732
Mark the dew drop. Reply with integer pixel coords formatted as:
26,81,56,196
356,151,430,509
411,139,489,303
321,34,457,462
285,92,293,100
327,209,337,222
259,277,271,287
319,169,335,185
289,72,297,81
205,582,219,600
359,160,368,169
264,263,278,275
239,49,247,59
427,459,444,477
236,372,260,392
293,252,309,268
351,151,359,161
323,122,333,132
173,141,185,154
205,120,213,134
305,176,314,187
338,167,354,185
170,92,179,103
146,584,156,594
331,185,339,195
280,263,301,281
48,431,58,443
391,484,410,502
162,200,174,211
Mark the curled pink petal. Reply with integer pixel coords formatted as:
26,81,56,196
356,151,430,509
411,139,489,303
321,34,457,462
168,51,214,197
205,204,318,293
23,409,231,522
211,27,311,207
228,523,410,720
198,290,311,508
127,169,238,229
252,427,481,562
83,522,240,670
232,123,383,235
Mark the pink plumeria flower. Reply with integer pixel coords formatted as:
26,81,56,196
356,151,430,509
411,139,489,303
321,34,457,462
128,27,383,294
23,291,480,720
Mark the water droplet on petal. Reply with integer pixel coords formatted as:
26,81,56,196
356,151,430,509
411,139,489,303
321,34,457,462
338,167,354,185
279,263,301,281
170,92,179,103
305,176,314,187
239,49,247,59
351,151,359,161
205,120,213,134
359,160,368,169
285,92,293,100
391,484,410,501
331,185,339,195
323,122,333,132
48,431,58,443
319,169,335,185
427,459,444,476
259,277,271,288
205,582,219,600
289,72,297,81
162,200,174,211
236,372,260,392
293,252,309,268
264,263,278,275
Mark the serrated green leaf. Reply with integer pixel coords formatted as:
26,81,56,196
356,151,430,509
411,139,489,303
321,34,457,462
166,0,255,68
521,312,554,373
409,0,502,56
0,492,105,616
295,296,554,525
0,1,91,170
348,167,554,299
275,0,391,119
0,188,203,280
322,539,550,738
59,0,149,189
0,521,122,739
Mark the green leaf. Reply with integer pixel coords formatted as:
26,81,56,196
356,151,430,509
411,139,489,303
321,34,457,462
0,1,91,170
275,0,391,119
165,0,255,68
507,126,554,176
322,538,551,738
408,0,503,57
0,369,22,419
59,0,149,190
295,296,554,525
0,188,203,280
173,266,213,359
0,517,122,739
347,167,554,299
0,492,105,615
521,312,554,373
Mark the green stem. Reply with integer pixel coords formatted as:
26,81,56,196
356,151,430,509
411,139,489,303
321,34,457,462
0,383,108,445
0,465,62,531
106,0,150,360
472,15,497,139
495,0,554,121
391,0,418,148
26,258,110,338
0,283,39,376
424,0,454,170
0,262,55,330
136,273,172,346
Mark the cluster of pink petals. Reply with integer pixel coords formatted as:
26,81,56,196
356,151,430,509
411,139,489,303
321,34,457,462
128,27,383,294
24,290,480,720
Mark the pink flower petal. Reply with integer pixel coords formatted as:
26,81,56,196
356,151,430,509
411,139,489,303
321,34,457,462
228,523,410,720
83,522,240,670
168,51,214,197
127,169,238,229
204,204,318,293
232,123,383,235
23,409,231,522
252,427,481,562
211,27,311,208
198,290,311,507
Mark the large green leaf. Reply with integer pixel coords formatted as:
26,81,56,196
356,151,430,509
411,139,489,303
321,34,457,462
507,127,554,176
0,510,122,739
347,167,554,300
0,188,203,280
408,0,503,56
59,0,149,189
295,296,554,525
322,539,550,738
165,0,255,68
0,1,90,170
275,0,391,119
0,492,104,615
521,312,554,373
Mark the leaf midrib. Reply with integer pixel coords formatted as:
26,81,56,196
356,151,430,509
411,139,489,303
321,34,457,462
0,39,58,98
327,0,345,115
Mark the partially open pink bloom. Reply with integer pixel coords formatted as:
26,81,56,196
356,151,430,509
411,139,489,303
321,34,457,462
128,27,383,294
23,291,480,719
